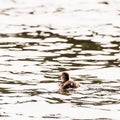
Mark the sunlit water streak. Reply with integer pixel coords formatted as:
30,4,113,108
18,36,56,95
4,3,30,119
0,0,120,120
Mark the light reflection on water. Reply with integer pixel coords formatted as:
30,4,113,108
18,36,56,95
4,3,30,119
0,0,120,120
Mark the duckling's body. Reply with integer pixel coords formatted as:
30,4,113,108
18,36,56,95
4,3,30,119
59,72,80,89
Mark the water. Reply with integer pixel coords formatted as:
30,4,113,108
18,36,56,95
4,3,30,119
0,0,120,119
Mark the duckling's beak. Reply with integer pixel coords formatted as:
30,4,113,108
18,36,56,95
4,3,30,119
60,76,64,82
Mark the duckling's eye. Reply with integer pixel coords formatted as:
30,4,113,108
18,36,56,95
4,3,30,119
71,83,73,86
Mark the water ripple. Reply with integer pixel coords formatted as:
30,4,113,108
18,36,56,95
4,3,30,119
0,0,120,120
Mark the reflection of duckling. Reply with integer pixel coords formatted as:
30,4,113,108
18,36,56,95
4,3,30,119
59,72,80,89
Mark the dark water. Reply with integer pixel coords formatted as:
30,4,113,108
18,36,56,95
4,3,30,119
0,0,120,120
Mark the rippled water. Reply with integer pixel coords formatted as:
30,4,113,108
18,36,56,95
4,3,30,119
0,0,120,120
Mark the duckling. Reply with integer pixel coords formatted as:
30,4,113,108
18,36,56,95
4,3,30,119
59,72,80,89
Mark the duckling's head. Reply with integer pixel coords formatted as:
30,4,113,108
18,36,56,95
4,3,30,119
60,72,69,82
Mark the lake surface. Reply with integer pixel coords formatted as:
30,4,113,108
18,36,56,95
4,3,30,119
0,0,120,120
